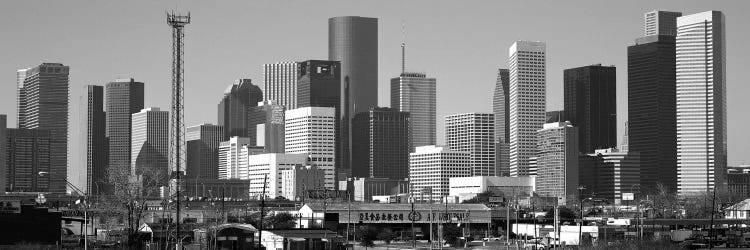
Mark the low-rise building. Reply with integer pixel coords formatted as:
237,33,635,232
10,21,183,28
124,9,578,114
280,165,326,201
338,177,409,202
449,176,536,203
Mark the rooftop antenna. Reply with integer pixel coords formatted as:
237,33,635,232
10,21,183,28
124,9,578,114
401,20,406,75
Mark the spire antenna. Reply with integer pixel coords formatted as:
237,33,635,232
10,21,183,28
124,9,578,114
401,20,406,75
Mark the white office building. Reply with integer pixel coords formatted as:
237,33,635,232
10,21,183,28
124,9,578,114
445,113,496,176
284,107,336,189
218,137,252,179
536,122,578,205
449,176,536,203
675,11,727,195
131,108,169,177
247,153,308,199
508,41,546,177
409,145,471,203
263,62,299,110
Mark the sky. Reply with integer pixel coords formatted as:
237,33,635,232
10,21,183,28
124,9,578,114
1,0,749,188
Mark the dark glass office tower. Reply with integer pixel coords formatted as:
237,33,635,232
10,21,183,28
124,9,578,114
351,107,410,180
218,79,263,140
493,69,510,176
0,115,6,191
493,69,510,143
546,111,567,124
81,85,107,195
391,72,437,150
186,124,224,180
628,35,677,192
329,16,378,178
106,78,144,191
564,64,617,154
17,63,69,193
5,129,51,192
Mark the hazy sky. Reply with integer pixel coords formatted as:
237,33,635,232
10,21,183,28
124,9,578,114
2,1,749,182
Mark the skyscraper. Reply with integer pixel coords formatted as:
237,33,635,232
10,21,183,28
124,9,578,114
329,16,378,178
186,124,223,180
17,63,69,193
106,78,144,191
248,100,285,153
0,115,6,191
493,69,510,176
676,11,727,195
645,10,683,36
131,108,169,186
508,41,546,177
391,72,436,149
351,107,410,180
285,107,336,189
564,64,617,154
218,79,263,140
5,129,51,192
297,60,343,180
493,69,510,143
445,113,496,176
263,62,299,110
535,122,578,205
629,10,680,192
297,60,341,110
329,16,378,116
80,85,107,195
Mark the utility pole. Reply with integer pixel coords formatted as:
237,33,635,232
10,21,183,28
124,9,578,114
259,174,268,249
167,11,190,249
578,186,585,246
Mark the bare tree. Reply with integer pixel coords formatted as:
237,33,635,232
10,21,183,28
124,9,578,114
100,167,168,246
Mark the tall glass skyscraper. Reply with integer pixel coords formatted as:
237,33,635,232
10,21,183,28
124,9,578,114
218,79,263,140
186,124,223,180
329,16,378,178
508,41,546,177
564,64,617,154
493,69,510,176
106,78,144,192
80,85,107,194
676,11,727,195
628,10,680,192
391,72,436,149
351,107,410,180
17,63,69,193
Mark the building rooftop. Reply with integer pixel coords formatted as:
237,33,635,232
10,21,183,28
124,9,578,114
726,198,750,211
304,203,490,211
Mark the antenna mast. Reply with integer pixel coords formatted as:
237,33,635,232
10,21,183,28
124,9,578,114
401,20,406,75
167,10,190,248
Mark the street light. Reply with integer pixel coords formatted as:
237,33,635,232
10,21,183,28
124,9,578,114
577,186,586,246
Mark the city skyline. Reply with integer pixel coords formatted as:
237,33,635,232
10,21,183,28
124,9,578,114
1,1,749,179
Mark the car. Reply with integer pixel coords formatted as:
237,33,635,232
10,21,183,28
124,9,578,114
482,237,503,241
523,243,546,250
